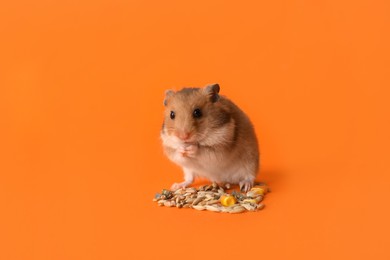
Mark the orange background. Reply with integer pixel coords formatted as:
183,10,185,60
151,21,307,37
1,0,390,259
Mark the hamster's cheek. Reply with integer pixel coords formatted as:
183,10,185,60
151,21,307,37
162,134,183,150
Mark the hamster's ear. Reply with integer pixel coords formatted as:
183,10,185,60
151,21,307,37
163,90,175,106
204,83,220,103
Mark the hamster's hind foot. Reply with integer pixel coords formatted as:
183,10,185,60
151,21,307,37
239,180,253,192
171,181,191,191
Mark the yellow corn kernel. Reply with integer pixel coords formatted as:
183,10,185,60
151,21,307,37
220,195,237,206
251,187,266,195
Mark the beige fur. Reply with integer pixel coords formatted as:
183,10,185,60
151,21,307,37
161,84,259,191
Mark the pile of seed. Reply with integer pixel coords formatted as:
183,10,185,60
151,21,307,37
153,182,268,213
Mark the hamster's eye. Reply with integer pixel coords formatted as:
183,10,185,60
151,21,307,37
170,111,175,120
193,108,202,119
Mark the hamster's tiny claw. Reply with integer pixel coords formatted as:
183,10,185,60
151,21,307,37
178,147,186,154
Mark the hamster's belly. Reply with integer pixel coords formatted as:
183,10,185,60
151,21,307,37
181,150,253,184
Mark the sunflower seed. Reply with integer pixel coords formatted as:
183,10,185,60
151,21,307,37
192,196,206,205
199,200,207,206
257,203,265,210
206,199,219,205
255,196,263,203
185,187,197,193
198,185,207,191
241,203,256,211
192,205,205,211
158,200,166,205
246,191,260,198
174,189,185,195
185,198,195,204
228,205,246,213
242,199,257,204
205,205,221,212
205,185,213,191
163,201,172,207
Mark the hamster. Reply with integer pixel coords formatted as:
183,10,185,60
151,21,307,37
160,83,259,192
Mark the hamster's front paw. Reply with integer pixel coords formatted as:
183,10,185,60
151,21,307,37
178,144,198,158
184,144,198,157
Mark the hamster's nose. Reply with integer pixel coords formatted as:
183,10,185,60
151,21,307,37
176,131,191,141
